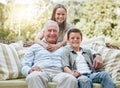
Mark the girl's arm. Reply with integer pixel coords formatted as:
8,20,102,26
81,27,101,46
55,33,67,48
35,33,47,48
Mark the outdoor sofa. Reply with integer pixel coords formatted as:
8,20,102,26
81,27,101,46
0,36,120,88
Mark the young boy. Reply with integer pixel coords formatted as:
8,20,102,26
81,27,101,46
62,28,115,88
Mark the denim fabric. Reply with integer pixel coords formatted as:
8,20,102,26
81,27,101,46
77,71,115,88
78,75,92,88
90,71,115,88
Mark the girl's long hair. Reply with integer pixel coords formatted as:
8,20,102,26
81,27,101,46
51,4,67,35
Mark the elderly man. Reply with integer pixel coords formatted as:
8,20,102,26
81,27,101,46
21,20,78,88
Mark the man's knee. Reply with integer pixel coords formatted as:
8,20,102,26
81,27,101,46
64,73,77,81
26,71,43,81
55,73,77,82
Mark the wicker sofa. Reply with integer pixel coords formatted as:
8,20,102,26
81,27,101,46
0,40,120,88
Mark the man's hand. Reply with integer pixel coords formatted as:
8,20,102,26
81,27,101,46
28,66,42,74
93,54,103,69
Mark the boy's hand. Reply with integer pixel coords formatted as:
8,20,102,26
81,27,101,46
93,55,103,69
73,72,81,78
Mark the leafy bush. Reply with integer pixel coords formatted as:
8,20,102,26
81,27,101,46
0,0,120,47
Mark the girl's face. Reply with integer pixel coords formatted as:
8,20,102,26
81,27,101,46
55,7,67,25
68,32,82,51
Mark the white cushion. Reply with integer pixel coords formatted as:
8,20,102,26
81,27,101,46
0,41,24,80
81,35,106,48
10,41,25,62
91,43,120,81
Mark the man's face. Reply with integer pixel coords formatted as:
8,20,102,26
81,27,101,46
68,32,82,49
44,24,59,44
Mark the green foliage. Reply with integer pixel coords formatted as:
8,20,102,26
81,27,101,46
0,1,53,41
63,0,120,47
0,0,120,48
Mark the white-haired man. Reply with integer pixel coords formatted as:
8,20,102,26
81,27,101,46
21,20,78,88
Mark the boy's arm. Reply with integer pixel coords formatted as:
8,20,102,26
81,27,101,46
64,66,81,78
64,66,74,75
93,54,103,69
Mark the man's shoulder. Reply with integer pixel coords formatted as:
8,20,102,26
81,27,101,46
31,43,41,47
62,44,72,52
29,43,43,50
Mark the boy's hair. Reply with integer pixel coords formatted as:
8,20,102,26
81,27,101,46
67,28,82,40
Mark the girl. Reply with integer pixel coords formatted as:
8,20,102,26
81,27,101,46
35,4,72,51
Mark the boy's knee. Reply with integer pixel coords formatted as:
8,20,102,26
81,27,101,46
78,76,92,83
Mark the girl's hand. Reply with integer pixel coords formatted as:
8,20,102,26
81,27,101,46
46,44,60,51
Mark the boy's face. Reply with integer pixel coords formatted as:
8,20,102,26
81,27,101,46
68,32,82,49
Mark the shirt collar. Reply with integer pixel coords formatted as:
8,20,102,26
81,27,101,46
69,46,87,54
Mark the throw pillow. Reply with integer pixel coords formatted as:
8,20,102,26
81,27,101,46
0,41,24,80
91,43,120,81
10,41,25,62
9,41,26,78
81,35,106,48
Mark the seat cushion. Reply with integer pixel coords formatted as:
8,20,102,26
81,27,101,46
0,41,25,80
93,83,101,88
115,81,120,88
0,79,57,88
0,79,120,88
93,81,120,88
0,79,27,88
91,43,120,81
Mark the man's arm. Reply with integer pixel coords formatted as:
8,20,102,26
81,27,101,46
21,45,36,76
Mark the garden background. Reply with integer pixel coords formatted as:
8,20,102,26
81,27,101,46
0,0,120,47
